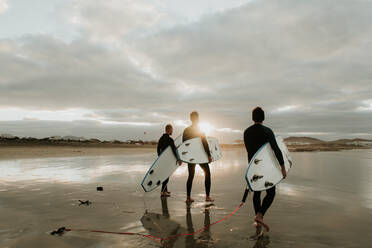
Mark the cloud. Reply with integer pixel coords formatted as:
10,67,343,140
0,35,170,110
1,0,372,141
132,0,372,132
0,0,8,14
62,0,163,42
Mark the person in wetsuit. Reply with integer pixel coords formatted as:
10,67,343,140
183,111,214,204
244,107,286,233
157,124,182,197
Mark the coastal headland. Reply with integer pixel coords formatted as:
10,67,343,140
1,135,372,160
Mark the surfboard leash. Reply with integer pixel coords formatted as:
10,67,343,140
51,201,246,242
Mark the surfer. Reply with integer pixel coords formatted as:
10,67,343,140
157,124,182,197
183,111,214,204
244,107,286,233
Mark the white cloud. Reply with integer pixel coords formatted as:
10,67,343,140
64,0,163,42
0,107,91,121
0,0,8,14
1,0,372,141
357,100,372,111
273,105,299,113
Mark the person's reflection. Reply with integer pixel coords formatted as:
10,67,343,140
185,203,213,248
249,224,270,248
252,235,270,248
140,197,180,248
185,205,196,247
161,195,170,218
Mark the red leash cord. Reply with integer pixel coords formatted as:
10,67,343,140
59,202,244,242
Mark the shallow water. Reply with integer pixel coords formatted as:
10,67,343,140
1,149,372,247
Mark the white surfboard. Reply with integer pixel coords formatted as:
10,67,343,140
141,135,182,192
245,136,292,191
178,137,222,164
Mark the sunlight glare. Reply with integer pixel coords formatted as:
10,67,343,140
199,122,214,136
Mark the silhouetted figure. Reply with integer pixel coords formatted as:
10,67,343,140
183,111,214,204
244,107,286,234
157,124,182,197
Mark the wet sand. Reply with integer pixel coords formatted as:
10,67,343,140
1,149,372,247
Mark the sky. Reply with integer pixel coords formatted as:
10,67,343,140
0,0,372,143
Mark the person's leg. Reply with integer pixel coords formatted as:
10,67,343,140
253,191,262,215
199,163,211,199
261,186,276,216
252,191,263,234
253,187,275,232
186,164,196,203
161,196,169,218
161,178,170,196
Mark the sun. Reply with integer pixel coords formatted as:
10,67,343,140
198,122,214,136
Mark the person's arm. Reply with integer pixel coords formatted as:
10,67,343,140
169,137,179,159
201,133,211,157
182,128,187,142
157,141,161,156
266,128,286,179
243,129,250,163
266,128,284,166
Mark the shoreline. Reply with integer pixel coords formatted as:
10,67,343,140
0,146,155,161
0,144,371,161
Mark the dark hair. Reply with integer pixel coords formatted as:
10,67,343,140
190,111,199,120
252,107,265,122
165,124,173,132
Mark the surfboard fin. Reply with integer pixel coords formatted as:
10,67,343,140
250,175,264,183
264,181,274,188
254,159,262,165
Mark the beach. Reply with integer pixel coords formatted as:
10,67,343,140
0,146,154,161
1,148,372,248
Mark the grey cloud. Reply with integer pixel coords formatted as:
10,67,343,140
0,35,175,110
1,0,372,141
0,0,8,14
62,0,163,41
131,0,372,134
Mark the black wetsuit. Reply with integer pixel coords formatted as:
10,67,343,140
157,133,178,192
244,123,284,216
183,125,212,197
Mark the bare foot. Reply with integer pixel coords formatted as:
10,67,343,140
185,198,194,204
254,222,263,235
161,192,171,197
249,222,264,240
205,196,214,202
254,214,270,232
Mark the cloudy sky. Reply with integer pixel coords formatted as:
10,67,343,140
0,0,371,142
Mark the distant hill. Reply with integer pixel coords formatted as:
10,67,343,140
283,136,372,152
1,133,372,152
332,138,372,143
0,134,157,147
284,136,325,144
